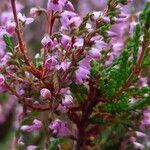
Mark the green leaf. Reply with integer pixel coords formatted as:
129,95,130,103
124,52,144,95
99,93,130,113
70,83,88,103
132,96,150,110
49,138,63,150
143,48,150,66
35,53,42,69
89,115,104,125
78,13,92,35
98,24,110,40
95,118,130,149
139,2,150,22
117,0,128,4
3,34,14,53
132,24,141,64
126,86,150,96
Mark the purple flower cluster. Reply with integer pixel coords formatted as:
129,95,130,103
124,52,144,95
0,0,149,149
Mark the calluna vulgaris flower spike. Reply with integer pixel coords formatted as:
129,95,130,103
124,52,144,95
0,0,150,149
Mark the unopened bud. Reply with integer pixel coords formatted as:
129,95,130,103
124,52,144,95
40,88,52,99
6,22,16,35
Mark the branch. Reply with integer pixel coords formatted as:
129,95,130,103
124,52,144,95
47,11,55,35
5,82,50,111
75,81,105,150
11,0,42,79
112,24,150,100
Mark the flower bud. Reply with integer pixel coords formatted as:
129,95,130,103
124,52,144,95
56,104,68,114
56,61,71,71
6,22,16,35
40,88,52,99
114,17,127,24
91,11,103,20
61,34,71,48
45,56,57,70
27,145,37,150
135,131,147,138
17,13,34,25
88,48,101,60
47,0,67,12
133,142,144,150
62,95,73,107
41,35,54,49
21,119,42,132
107,31,118,38
65,1,75,11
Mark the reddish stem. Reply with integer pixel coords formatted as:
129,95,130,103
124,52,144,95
5,82,50,111
47,11,54,35
11,0,42,79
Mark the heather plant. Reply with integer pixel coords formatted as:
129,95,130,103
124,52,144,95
0,0,150,150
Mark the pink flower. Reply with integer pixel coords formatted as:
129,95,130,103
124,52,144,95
86,23,93,32
45,56,57,70
140,107,150,130
60,87,71,95
114,17,127,24
93,37,107,50
56,104,68,114
65,1,75,11
56,61,71,71
0,38,6,59
133,142,144,150
41,35,54,49
47,0,67,12
135,131,147,138
1,12,13,24
136,77,148,87
91,11,103,20
88,48,101,60
60,34,71,48
20,119,42,132
5,22,16,35
75,58,90,84
62,94,73,107
0,54,10,68
60,11,82,28
17,13,34,25
129,21,137,35
49,119,70,136
118,12,128,18
107,31,118,38
27,145,37,150
74,38,84,48
113,42,124,53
